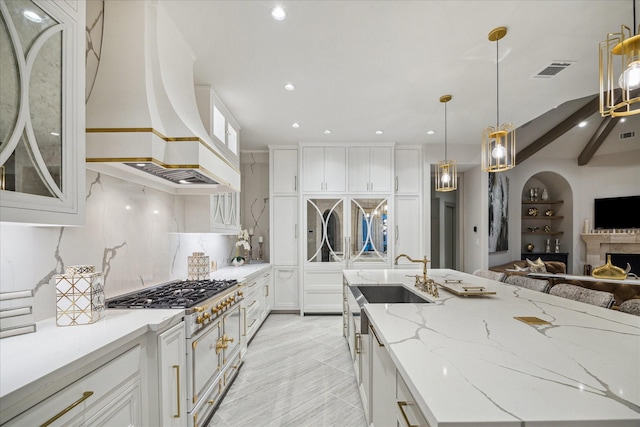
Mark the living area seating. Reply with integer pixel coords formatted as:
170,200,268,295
504,275,550,293
549,283,615,309
619,299,640,316
473,269,506,282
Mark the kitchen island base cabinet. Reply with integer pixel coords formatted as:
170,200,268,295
158,323,187,427
3,345,143,426
370,323,396,427
397,374,432,427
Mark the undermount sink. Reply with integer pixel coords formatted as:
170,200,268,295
351,285,430,307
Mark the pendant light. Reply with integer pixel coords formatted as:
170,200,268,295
436,95,457,192
482,27,516,172
599,0,640,117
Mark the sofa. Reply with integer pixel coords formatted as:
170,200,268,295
490,260,640,309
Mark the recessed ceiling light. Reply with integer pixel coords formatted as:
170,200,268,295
427,130,436,135
375,130,383,135
292,123,300,128
284,83,295,91
271,6,286,21
136,163,146,167
323,130,332,135
23,10,43,23
50,131,60,136
620,118,627,123
578,121,588,128
179,180,190,184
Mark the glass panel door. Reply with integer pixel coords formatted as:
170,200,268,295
306,198,344,263
350,198,388,263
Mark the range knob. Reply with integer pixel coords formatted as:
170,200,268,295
203,312,211,321
196,316,204,324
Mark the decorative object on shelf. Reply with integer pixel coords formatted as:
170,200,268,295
247,228,254,263
545,239,551,253
233,228,250,266
0,289,36,339
554,239,560,253
436,94,457,192
541,188,549,201
482,26,516,172
599,2,640,118
526,243,535,252
257,236,264,261
188,252,210,280
543,225,552,233
527,207,538,216
583,218,590,234
527,226,539,233
545,209,554,217
54,265,105,326
592,255,628,279
529,188,539,201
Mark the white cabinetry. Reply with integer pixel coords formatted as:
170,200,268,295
241,268,272,353
158,323,186,427
183,192,240,234
0,0,85,225
395,147,422,194
4,345,143,426
271,196,298,266
271,148,298,194
301,146,346,193
396,373,432,427
272,268,299,310
303,270,344,312
394,196,422,264
370,323,396,427
348,147,392,193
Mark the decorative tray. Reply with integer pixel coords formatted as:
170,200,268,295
437,280,496,297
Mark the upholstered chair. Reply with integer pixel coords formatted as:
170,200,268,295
618,299,640,316
549,283,615,309
504,275,550,293
472,269,506,282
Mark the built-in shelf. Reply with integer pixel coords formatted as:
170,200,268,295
522,200,564,205
522,231,564,235
522,216,564,220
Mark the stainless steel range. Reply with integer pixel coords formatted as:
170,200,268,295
107,278,244,427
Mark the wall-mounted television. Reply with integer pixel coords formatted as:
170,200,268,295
593,195,640,229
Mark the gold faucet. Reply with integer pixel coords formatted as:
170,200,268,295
394,254,439,297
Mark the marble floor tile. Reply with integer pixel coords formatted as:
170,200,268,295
209,314,366,427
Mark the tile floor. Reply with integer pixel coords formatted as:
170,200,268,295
208,314,367,427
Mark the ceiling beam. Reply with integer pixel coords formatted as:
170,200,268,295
515,95,599,164
577,116,619,166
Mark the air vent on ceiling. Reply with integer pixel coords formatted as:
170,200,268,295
533,61,575,79
620,131,636,140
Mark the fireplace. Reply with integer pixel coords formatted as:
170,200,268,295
608,253,640,277
582,232,640,276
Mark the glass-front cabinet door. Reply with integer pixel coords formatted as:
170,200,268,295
349,198,388,264
0,0,84,224
305,197,390,266
306,198,344,263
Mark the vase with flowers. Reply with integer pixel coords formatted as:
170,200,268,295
233,228,250,266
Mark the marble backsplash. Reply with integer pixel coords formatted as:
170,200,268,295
1,170,236,321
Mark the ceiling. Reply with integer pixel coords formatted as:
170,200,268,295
162,0,640,166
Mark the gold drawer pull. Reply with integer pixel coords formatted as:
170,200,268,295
369,324,384,347
248,300,257,308
173,365,181,418
248,319,257,328
397,401,430,427
41,391,94,427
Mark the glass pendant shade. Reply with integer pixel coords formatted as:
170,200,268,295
435,94,457,192
482,123,516,172
599,24,640,117
436,160,457,192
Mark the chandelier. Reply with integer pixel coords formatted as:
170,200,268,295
435,95,457,192
482,27,516,172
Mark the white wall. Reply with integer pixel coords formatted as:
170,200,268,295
0,171,235,321
461,165,487,273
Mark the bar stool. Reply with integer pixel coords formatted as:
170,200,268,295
618,299,640,316
504,275,550,293
549,283,614,309
472,269,506,282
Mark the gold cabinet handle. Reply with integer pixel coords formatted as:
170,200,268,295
242,308,247,336
223,334,234,343
397,401,419,427
216,337,228,354
355,333,361,354
248,300,257,308
41,391,94,427
248,319,257,329
265,285,269,297
173,365,181,418
249,281,257,288
369,324,384,347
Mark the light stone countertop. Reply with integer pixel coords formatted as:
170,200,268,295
344,268,640,426
0,308,184,419
210,262,271,282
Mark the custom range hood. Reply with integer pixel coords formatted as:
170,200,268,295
86,0,240,194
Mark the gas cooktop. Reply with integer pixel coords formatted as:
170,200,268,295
106,279,238,309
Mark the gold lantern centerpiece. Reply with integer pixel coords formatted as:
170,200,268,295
482,27,516,172
436,95,457,192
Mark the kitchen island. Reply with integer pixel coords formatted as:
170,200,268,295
344,268,640,426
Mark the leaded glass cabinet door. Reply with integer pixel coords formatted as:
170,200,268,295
349,198,388,263
0,0,84,224
306,198,344,263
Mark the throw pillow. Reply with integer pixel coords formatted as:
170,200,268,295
526,257,547,273
513,264,530,272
